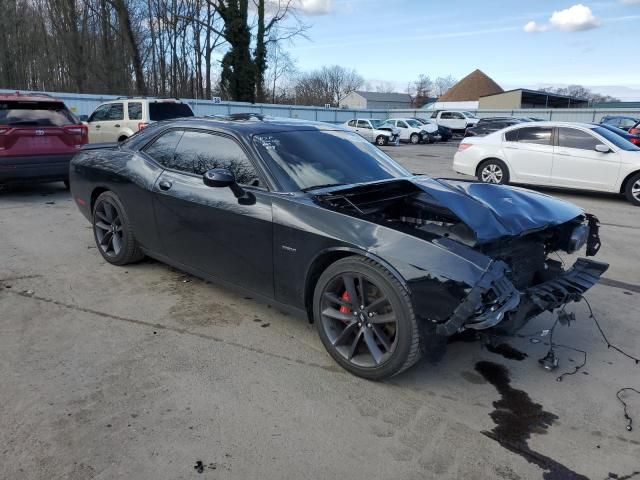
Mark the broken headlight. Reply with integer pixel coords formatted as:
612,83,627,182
566,223,588,253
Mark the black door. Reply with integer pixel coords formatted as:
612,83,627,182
144,129,274,297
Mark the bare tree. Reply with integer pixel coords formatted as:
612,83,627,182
433,75,456,97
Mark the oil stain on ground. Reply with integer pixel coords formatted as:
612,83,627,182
475,361,589,480
486,343,528,361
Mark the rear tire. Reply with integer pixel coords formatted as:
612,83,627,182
624,172,640,206
313,256,421,380
92,191,144,265
477,159,510,185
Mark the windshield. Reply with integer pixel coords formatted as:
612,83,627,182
370,119,383,128
593,126,640,151
463,112,477,118
149,102,194,121
253,130,410,191
0,101,76,126
406,120,422,128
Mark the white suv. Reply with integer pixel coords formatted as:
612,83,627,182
86,97,194,143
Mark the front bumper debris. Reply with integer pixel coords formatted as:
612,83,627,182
435,258,609,336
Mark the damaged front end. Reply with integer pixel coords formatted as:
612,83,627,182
436,214,608,336
312,178,609,337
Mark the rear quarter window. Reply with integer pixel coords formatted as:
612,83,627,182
149,102,194,121
0,101,76,126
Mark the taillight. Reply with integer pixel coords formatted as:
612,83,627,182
138,122,149,131
457,143,473,152
64,126,86,135
629,128,639,135
631,138,640,145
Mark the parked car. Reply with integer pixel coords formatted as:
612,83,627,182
453,121,640,205
343,119,400,146
464,118,524,137
0,92,88,187
86,97,194,143
600,115,640,132
385,118,437,144
411,118,452,141
429,110,479,132
594,122,640,147
70,115,607,380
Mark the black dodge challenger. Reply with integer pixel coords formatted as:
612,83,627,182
70,115,608,380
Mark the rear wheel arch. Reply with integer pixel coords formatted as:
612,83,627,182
303,248,409,323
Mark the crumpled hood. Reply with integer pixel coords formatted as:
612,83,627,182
412,177,584,243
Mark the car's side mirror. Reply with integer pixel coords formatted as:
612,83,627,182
595,144,610,153
203,168,255,205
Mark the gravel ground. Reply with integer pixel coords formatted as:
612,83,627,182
1,142,639,480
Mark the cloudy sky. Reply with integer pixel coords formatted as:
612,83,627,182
288,0,640,99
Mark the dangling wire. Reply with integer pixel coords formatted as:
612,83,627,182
616,388,640,432
582,296,640,364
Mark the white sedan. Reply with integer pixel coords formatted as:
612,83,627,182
453,121,640,205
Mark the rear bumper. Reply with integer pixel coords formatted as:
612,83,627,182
435,257,609,336
0,153,75,183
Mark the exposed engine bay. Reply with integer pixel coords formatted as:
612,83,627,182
315,179,608,335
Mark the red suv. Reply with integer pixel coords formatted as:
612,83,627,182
0,92,88,187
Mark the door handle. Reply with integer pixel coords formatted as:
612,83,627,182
114,124,120,128
95,125,101,129
158,180,172,191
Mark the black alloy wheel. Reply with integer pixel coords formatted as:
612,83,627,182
376,135,388,146
92,191,144,265
314,257,421,380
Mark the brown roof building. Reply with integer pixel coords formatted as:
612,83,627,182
438,69,503,102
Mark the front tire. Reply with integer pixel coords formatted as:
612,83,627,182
477,159,510,185
92,191,144,265
624,172,640,206
313,256,421,380
409,133,420,145
375,135,388,146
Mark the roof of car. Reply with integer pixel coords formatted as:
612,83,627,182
152,115,347,136
0,92,63,102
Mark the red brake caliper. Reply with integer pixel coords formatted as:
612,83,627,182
339,291,351,319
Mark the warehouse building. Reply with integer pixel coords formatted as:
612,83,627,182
339,91,413,109
479,89,589,109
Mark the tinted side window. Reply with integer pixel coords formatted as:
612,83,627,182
128,102,142,120
144,130,184,166
347,120,356,127
357,120,371,128
397,121,408,128
558,128,599,150
440,112,452,119
89,104,110,122
451,112,465,119
107,103,124,121
173,131,260,185
516,127,552,145
620,118,637,129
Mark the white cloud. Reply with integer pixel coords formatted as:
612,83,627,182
297,0,332,15
523,21,549,32
549,4,599,31
523,4,599,33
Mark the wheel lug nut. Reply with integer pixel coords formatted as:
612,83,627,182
357,322,362,327
360,305,364,310
367,323,372,328
368,313,373,317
